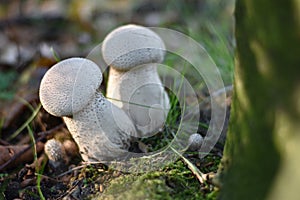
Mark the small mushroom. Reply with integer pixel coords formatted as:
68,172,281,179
44,139,67,169
39,58,136,162
102,24,170,137
188,133,203,151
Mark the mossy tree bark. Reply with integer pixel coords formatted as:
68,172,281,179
219,0,300,199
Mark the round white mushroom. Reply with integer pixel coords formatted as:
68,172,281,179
188,133,203,151
39,58,136,162
44,139,67,168
102,24,170,137
39,58,101,117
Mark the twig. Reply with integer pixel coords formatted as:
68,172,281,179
56,161,107,178
170,146,206,184
37,123,65,138
56,165,87,178
0,123,65,171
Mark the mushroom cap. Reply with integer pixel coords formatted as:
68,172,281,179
102,24,165,70
39,58,102,117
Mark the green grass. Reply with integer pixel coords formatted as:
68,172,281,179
27,125,46,200
165,0,235,86
194,22,234,85
8,104,41,141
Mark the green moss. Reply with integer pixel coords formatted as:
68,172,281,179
220,0,300,199
95,160,215,200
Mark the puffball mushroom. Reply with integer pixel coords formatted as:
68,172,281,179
44,139,67,169
102,24,170,137
39,58,136,162
188,133,203,151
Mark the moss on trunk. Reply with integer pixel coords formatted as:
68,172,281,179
220,0,300,199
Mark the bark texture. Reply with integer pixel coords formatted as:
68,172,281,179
220,0,300,199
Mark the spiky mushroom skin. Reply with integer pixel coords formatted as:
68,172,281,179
188,133,203,151
63,92,136,162
39,58,137,162
44,139,66,168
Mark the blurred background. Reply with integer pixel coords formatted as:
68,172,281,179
0,0,234,101
0,1,235,199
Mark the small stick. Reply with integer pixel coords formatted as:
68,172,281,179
0,123,65,171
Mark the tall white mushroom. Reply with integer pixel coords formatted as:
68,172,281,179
39,58,136,162
102,24,170,137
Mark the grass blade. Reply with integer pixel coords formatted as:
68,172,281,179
8,104,41,141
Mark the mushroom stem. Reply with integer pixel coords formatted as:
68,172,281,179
39,58,136,162
102,24,170,137
107,64,169,136
63,92,135,161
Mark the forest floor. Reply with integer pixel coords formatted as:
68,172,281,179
0,1,234,199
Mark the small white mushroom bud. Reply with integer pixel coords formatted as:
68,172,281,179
188,133,203,151
44,139,66,168
102,24,170,137
39,58,136,162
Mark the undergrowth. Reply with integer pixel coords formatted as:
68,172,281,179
91,158,220,200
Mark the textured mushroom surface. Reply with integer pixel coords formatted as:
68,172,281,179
44,139,66,162
39,58,102,117
63,92,135,161
102,24,165,70
188,133,203,151
40,57,136,162
107,65,169,136
103,24,170,137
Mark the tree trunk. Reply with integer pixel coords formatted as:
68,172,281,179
219,0,300,199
